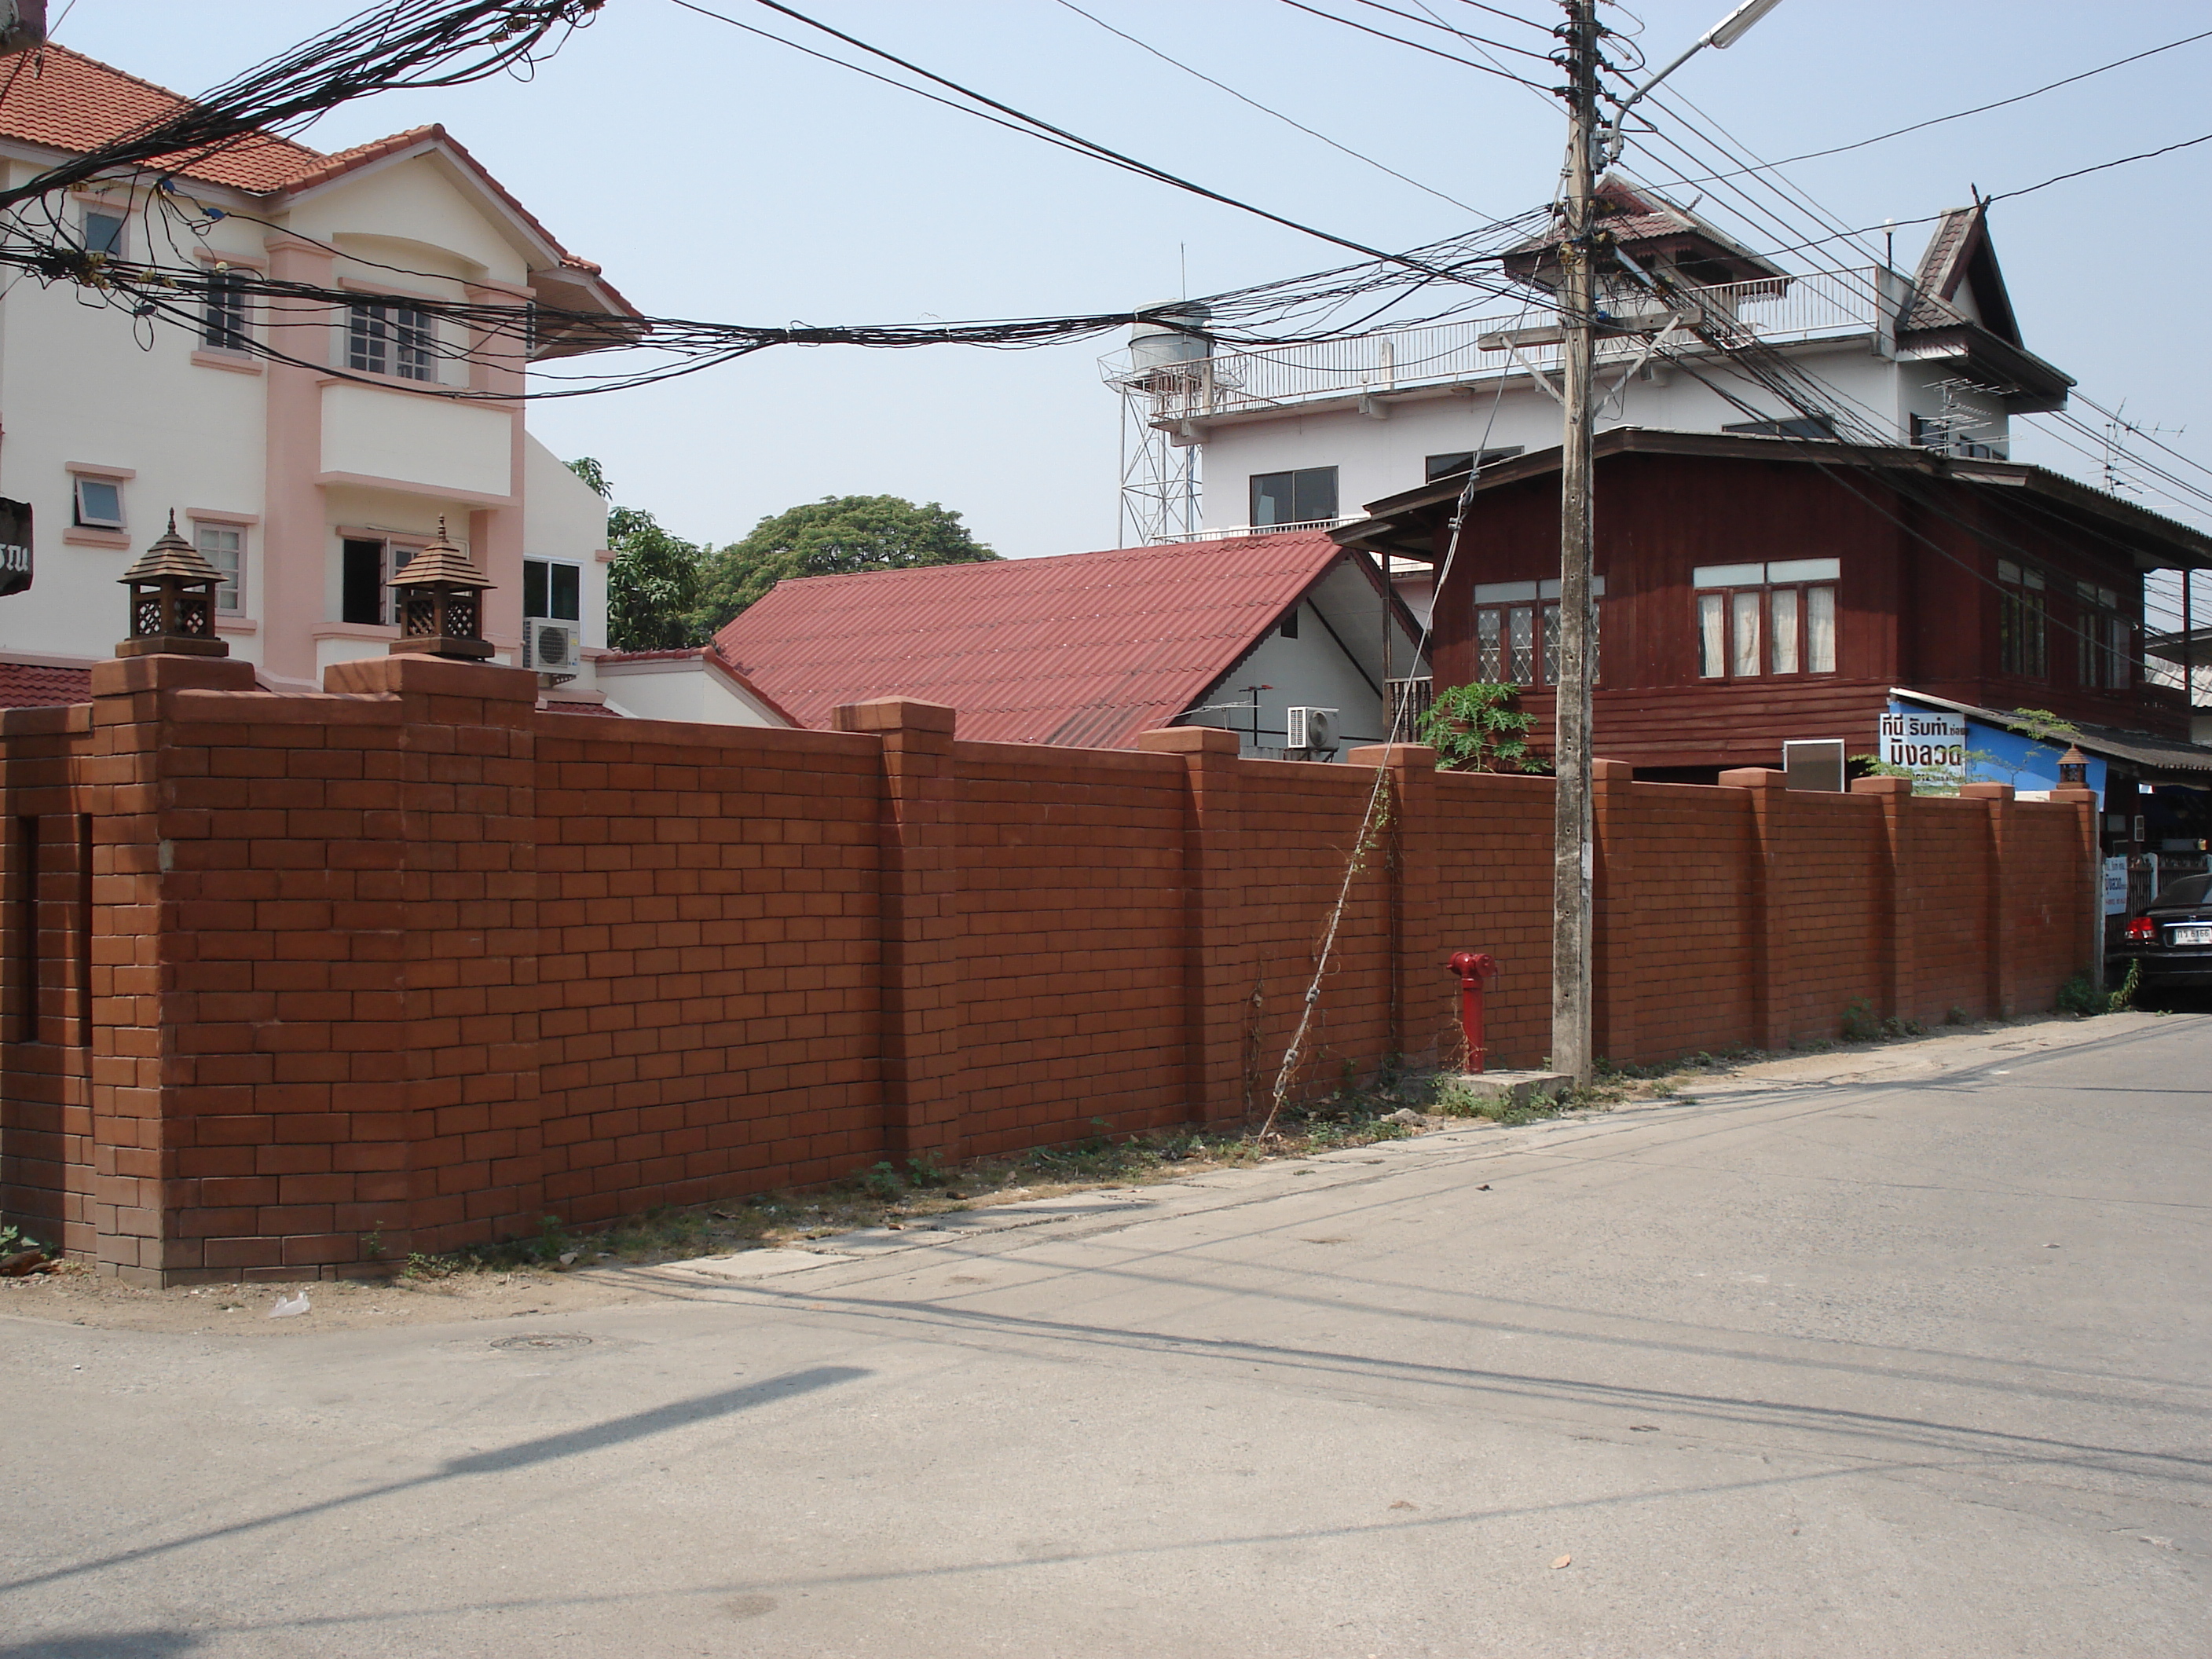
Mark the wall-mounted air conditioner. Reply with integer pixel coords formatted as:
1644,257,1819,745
523,617,580,679
1286,706,1339,752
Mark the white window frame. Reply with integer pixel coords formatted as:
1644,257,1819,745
346,300,439,383
191,516,248,615
71,470,126,530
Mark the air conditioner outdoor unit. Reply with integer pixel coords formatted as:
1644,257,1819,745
523,617,579,676
1286,706,1339,752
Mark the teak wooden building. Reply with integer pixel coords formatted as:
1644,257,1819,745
1337,427,2212,780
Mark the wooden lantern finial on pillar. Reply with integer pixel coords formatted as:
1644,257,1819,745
387,517,496,661
115,511,228,657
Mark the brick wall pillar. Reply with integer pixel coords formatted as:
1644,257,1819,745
1346,743,1445,1071
86,654,260,1283
2053,783,2101,994
1961,781,2017,1018
1851,775,1915,1024
1137,727,1250,1123
834,698,964,1160
1591,758,1639,1067
322,656,544,1261
1720,767,1790,1050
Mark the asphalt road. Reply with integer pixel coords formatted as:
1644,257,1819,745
5,1018,2209,1657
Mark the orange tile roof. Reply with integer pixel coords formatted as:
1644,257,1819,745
0,45,635,318
0,43,323,192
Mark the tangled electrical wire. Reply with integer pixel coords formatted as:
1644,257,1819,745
2,176,1559,400
0,0,606,212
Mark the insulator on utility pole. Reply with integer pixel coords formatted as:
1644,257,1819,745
1551,0,1600,1086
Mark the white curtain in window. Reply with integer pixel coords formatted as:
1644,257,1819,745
1698,593,1726,678
1770,587,1800,674
1542,602,1560,684
1731,590,1761,676
1477,609,1503,680
1806,585,1837,673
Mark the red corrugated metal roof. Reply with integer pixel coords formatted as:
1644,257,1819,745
712,533,1346,747
0,661,90,708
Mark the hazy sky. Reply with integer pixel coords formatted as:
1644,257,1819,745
54,2,2212,556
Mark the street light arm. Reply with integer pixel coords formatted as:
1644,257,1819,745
1599,0,1785,166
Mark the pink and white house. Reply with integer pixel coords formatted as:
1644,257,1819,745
0,46,640,700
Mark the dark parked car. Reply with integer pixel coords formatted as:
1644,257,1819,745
2119,873,2212,987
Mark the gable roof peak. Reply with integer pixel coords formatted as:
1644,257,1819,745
1904,200,2023,346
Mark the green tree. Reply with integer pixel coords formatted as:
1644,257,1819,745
693,494,997,635
567,456,705,652
1417,682,1551,773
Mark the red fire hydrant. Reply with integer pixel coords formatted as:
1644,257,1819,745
1447,950,1500,1072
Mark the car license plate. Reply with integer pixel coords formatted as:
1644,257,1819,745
2170,925,2212,946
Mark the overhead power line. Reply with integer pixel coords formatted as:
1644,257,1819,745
1340,0,1562,64
673,0,1537,304
1706,128,2212,263
1635,25,2212,192
1272,0,1558,90
0,0,605,211
1047,0,1492,217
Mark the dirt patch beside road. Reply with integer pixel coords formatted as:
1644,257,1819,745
5,1009,2171,1336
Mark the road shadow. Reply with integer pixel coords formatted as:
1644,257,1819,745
0,1634,203,1657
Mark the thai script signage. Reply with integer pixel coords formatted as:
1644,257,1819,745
1878,709,1964,782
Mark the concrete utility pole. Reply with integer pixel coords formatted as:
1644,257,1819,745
1551,0,1600,1085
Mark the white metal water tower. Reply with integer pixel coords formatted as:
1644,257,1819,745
1101,304,1214,546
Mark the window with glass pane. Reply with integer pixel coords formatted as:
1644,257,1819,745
83,209,125,255
73,477,123,529
1805,586,1836,672
1542,602,1561,684
1730,591,1761,677
195,523,242,612
1477,609,1503,679
394,306,435,381
524,558,581,621
1505,606,1534,683
1769,587,1800,673
349,304,388,374
203,271,250,351
1995,561,2047,678
1698,592,1726,677
1249,467,1338,528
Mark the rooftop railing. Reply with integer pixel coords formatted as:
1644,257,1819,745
1102,266,1890,423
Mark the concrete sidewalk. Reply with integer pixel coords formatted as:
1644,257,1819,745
4,1013,2207,1656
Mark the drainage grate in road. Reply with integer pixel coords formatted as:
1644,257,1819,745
491,1332,593,1352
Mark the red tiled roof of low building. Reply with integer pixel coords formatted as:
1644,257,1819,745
712,533,1347,748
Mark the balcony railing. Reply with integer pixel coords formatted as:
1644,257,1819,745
1102,266,1890,423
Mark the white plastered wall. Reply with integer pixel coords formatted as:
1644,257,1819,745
594,657,789,727
0,164,271,669
1195,339,1941,529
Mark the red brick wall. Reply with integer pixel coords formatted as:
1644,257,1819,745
0,661,2097,1284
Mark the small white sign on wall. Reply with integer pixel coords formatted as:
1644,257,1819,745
2104,856,2130,917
